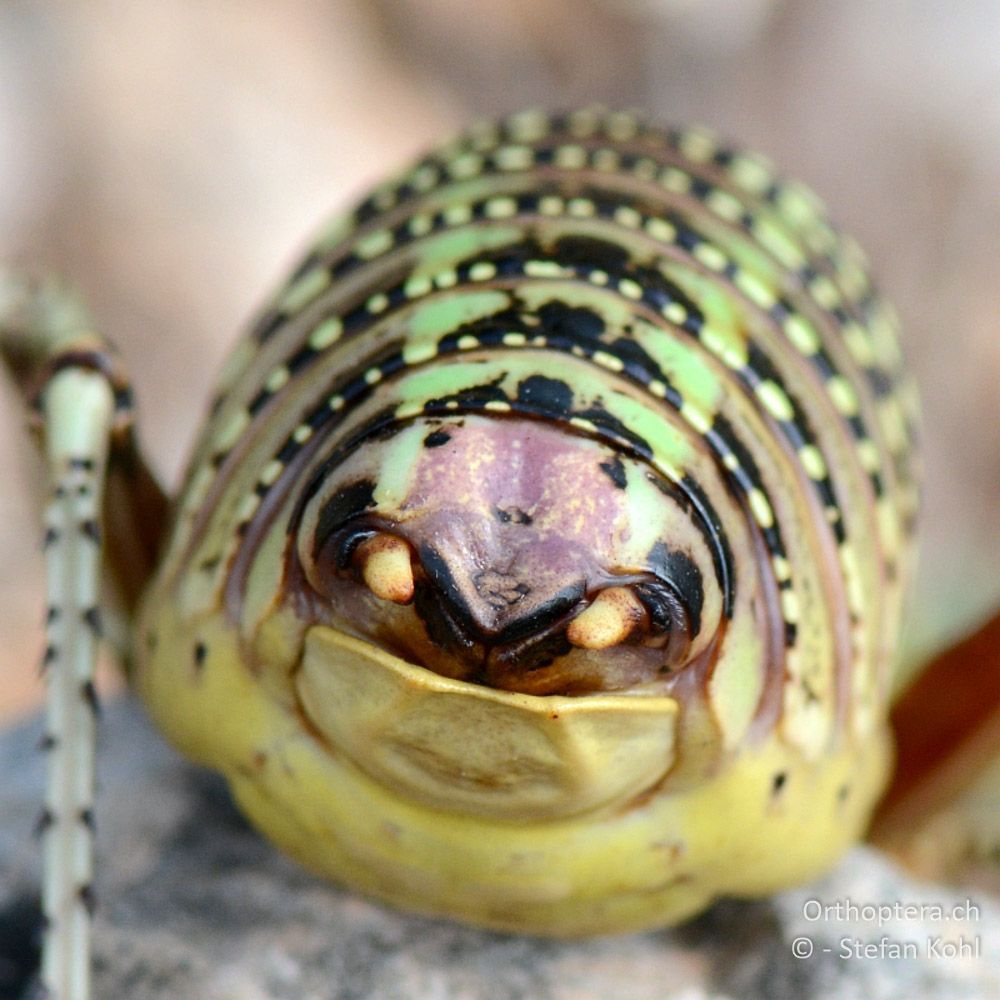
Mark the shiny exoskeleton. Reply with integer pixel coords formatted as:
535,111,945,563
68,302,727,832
134,108,920,934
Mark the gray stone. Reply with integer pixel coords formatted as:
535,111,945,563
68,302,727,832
1,698,997,1000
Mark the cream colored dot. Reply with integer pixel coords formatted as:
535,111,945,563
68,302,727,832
663,302,687,325
265,367,289,392
607,113,639,141
404,275,433,298
402,341,437,365
457,335,479,350
827,376,858,416
260,459,284,487
308,318,343,350
469,262,498,282
799,444,828,480
593,350,624,373
449,152,484,179
678,128,717,162
644,217,676,243
659,167,691,194
592,148,620,172
734,270,777,310
567,198,596,218
729,155,774,194
555,145,587,169
784,314,820,355
682,403,711,435
781,589,801,624
749,489,775,529
235,492,261,522
614,205,642,229
507,109,549,142
408,214,433,237
279,268,330,314
444,203,473,226
366,292,389,315
706,188,743,222
485,197,518,220
494,145,533,171
693,243,728,272
364,368,383,385
293,424,314,444
757,380,795,422
356,229,393,259
618,278,644,300
525,260,566,279
409,164,439,192
539,195,564,216
632,157,658,181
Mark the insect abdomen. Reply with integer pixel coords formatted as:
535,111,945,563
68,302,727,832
136,108,918,935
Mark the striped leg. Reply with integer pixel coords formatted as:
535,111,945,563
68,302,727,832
1,275,162,1000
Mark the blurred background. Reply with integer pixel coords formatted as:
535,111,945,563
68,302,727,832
1,0,998,722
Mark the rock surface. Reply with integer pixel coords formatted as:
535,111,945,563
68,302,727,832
1,698,997,1000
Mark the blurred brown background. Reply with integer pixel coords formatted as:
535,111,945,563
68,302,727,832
2,0,999,722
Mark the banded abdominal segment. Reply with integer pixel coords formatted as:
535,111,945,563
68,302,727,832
135,109,915,934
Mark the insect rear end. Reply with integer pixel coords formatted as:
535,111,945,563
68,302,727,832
128,107,918,936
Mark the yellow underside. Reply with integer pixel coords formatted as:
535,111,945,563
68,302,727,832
134,610,892,937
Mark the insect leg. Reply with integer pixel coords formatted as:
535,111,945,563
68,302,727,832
1,274,162,1000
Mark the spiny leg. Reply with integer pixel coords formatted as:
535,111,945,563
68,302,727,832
1,274,166,1000
872,608,1000,882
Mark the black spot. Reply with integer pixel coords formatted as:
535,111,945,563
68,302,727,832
493,506,533,525
82,607,102,636
67,457,94,472
78,884,96,917
0,893,44,998
80,681,100,716
535,301,605,344
32,808,54,839
516,375,574,415
38,733,57,753
551,234,630,274
41,645,57,671
647,543,704,635
599,456,627,489
313,480,377,558
194,642,207,670
80,519,101,544
42,528,59,550
772,772,788,795
837,784,850,803
865,368,894,399
45,606,59,625
423,430,451,448
76,484,90,497
146,631,159,651
79,808,95,832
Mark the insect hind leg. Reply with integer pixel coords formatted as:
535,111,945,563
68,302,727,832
1,274,165,1000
